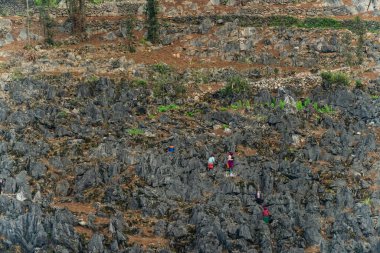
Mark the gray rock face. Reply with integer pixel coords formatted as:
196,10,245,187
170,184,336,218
55,180,70,197
0,19,12,35
0,73,378,252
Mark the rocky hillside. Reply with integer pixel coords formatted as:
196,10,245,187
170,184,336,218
0,0,379,253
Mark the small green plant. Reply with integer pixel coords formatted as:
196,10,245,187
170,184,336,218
362,197,371,206
222,124,229,130
296,100,304,111
127,128,145,135
278,100,286,110
355,79,363,89
148,114,156,119
158,104,180,112
315,104,334,114
371,95,379,100
313,102,319,111
304,98,311,107
230,100,251,110
57,111,68,119
296,98,311,111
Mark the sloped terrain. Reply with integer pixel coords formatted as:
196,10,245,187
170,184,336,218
0,0,379,253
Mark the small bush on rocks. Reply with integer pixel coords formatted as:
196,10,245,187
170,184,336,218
127,128,144,135
152,63,171,75
355,80,363,89
221,75,249,97
321,71,350,88
131,79,147,87
158,104,180,112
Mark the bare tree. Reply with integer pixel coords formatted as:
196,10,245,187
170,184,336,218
26,0,30,44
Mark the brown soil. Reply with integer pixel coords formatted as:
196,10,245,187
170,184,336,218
237,144,257,156
52,201,96,214
305,246,321,253
74,226,93,239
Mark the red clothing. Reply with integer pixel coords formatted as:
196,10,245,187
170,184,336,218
263,209,270,217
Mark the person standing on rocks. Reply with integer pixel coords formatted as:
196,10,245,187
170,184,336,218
255,190,264,205
262,206,271,224
0,178,5,194
207,154,216,170
226,152,235,177
168,145,175,153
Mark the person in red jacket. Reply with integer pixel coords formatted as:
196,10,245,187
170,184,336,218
262,206,271,224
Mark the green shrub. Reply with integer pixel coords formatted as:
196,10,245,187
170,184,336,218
321,71,350,87
355,79,363,89
158,104,180,112
312,102,334,114
152,63,171,74
268,16,299,27
299,17,342,29
230,100,251,110
221,75,249,96
317,104,334,114
86,75,99,83
57,111,68,119
131,79,147,87
304,98,311,107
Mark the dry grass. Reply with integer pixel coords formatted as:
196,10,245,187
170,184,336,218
305,245,321,253
237,144,257,157
309,127,327,141
128,235,169,249
52,201,96,214
74,226,93,239
122,210,170,249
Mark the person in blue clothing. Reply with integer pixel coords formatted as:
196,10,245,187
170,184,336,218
168,145,175,153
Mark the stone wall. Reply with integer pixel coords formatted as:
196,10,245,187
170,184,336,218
240,5,350,16
0,0,33,16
